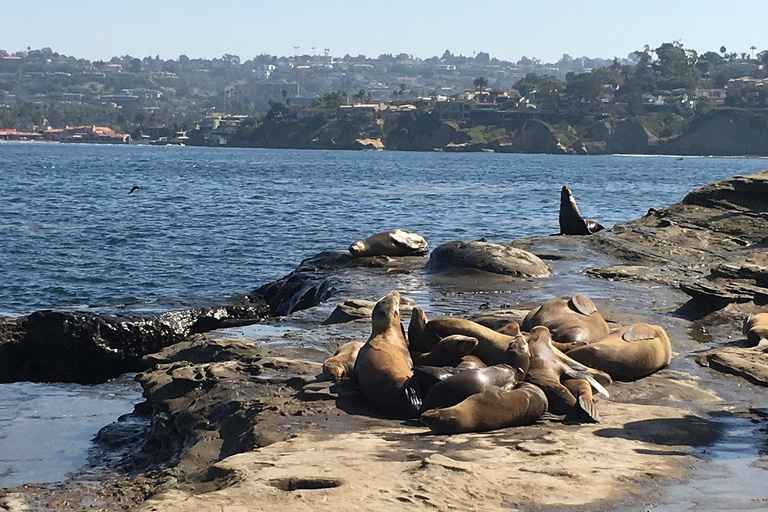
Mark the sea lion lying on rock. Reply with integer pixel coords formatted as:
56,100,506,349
419,338,531,413
408,308,523,365
522,294,611,349
559,185,605,235
743,313,768,348
420,382,548,435
410,335,479,366
354,291,419,417
426,239,550,278
567,323,672,382
322,341,365,381
349,229,428,258
525,326,610,423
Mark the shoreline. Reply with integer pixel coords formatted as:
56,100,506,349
2,139,768,159
2,171,768,510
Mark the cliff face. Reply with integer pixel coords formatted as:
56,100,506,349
495,120,569,154
656,109,768,156
605,119,658,154
382,112,469,151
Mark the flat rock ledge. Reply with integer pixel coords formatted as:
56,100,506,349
426,240,551,278
705,347,768,386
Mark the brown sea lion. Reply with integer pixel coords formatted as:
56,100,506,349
566,322,672,382
559,185,604,235
743,313,768,348
408,308,520,365
458,355,486,369
410,335,478,366
354,291,418,417
420,338,531,412
525,326,610,422
349,229,428,258
497,320,591,353
322,341,365,381
420,381,548,435
521,294,611,348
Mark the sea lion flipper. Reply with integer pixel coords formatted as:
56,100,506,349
568,371,610,398
569,294,598,316
621,323,657,342
585,220,605,233
743,315,753,337
568,394,600,423
402,377,422,418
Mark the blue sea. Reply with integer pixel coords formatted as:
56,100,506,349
1,143,765,317
1,142,767,489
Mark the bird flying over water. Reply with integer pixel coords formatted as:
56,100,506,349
129,186,142,194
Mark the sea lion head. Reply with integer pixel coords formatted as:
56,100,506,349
348,238,368,256
371,290,401,333
322,361,346,381
528,325,553,347
561,185,572,201
439,335,479,356
503,336,531,378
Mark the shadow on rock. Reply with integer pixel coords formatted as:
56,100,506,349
593,414,721,448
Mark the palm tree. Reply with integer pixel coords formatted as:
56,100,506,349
751,46,757,59
720,46,727,57
473,76,489,93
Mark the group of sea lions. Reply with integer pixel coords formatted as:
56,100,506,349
319,187,676,434
324,290,672,434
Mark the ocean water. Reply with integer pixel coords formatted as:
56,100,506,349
0,143,767,490
0,143,766,317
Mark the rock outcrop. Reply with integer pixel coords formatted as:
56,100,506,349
0,303,269,384
658,109,768,156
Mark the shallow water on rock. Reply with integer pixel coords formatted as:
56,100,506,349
0,374,142,488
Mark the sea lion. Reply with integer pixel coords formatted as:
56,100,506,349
354,291,418,416
419,338,531,412
322,341,365,381
349,229,428,258
566,322,672,382
458,355,486,369
525,326,610,422
408,308,520,365
497,320,588,353
410,335,479,366
563,379,599,423
521,294,611,348
420,381,548,435
559,186,604,235
743,313,768,348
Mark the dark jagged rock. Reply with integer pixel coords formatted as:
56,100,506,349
605,119,657,154
0,303,268,384
426,240,551,278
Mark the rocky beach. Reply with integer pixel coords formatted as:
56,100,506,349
2,170,768,512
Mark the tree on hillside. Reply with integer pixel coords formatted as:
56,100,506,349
653,42,700,90
720,46,727,57
759,50,768,67
751,46,757,59
473,76,489,92
129,58,142,73
565,67,618,101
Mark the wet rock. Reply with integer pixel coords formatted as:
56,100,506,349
322,297,415,325
426,240,551,278
250,250,414,316
0,304,268,384
706,347,768,386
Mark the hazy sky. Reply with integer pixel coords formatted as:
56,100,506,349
4,1,767,62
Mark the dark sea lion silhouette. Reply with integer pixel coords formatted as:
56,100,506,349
559,186,604,235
